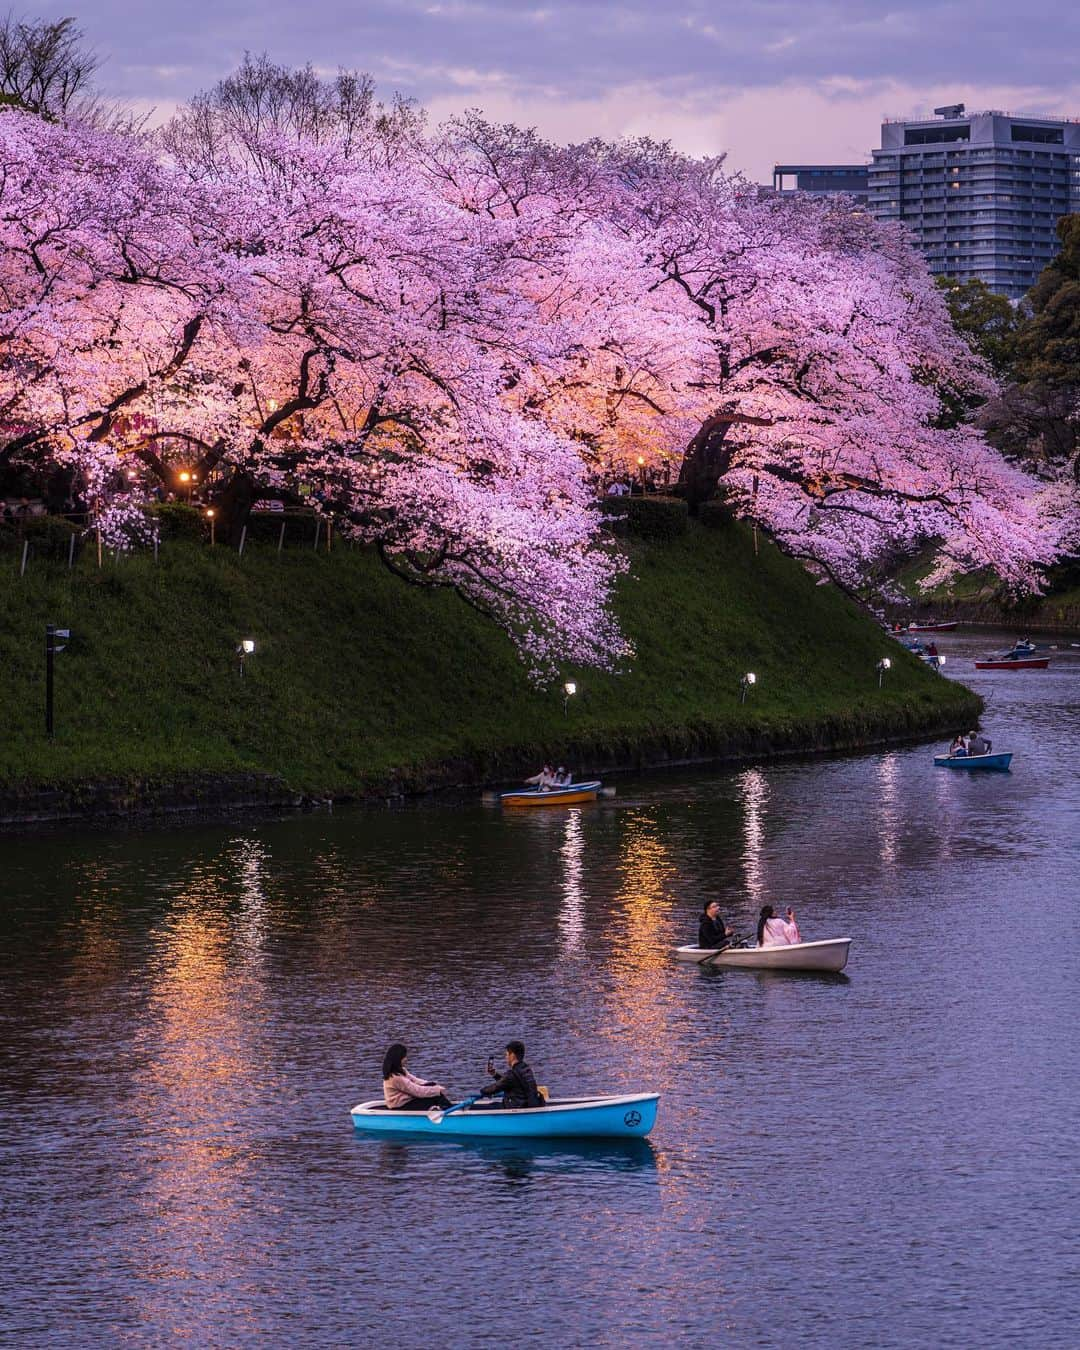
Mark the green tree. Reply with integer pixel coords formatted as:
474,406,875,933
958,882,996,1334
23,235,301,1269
1014,214,1080,389
979,216,1079,483
936,275,1020,378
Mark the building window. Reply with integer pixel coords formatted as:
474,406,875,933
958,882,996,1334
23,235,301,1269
1011,125,1064,144
905,126,970,145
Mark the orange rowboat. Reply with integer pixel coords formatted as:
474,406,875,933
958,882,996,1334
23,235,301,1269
500,780,602,807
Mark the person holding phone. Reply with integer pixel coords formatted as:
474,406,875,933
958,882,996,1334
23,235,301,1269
757,905,801,947
480,1040,544,1109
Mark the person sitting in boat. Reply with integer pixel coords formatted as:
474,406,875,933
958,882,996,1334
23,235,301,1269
382,1043,452,1112
479,1040,544,1109
967,730,991,756
949,733,969,758
553,766,571,786
926,641,939,658
525,762,556,790
698,899,733,951
757,905,800,947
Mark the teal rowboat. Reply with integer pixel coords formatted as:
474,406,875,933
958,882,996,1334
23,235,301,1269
933,752,1013,771
351,1092,659,1139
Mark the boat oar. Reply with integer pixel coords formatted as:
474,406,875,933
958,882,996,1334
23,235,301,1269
428,1092,483,1124
697,935,745,964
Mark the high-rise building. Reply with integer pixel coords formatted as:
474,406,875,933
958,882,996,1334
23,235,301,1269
867,105,1080,297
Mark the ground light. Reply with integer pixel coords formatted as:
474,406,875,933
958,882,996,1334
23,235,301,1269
237,638,255,677
739,671,757,704
206,507,216,546
563,680,577,715
44,624,71,737
877,657,891,688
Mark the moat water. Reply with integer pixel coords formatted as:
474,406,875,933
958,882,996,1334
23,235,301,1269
2,628,1077,1346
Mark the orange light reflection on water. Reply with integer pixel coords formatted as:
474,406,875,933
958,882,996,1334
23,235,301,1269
125,862,277,1319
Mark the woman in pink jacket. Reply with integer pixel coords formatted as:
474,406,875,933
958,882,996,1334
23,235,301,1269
757,905,801,947
382,1043,452,1111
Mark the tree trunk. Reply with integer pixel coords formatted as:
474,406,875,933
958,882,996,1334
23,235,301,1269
215,469,257,546
677,412,773,514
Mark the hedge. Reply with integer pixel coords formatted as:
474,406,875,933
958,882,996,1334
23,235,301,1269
599,494,688,541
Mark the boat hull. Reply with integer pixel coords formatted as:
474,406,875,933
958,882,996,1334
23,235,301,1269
933,753,1013,771
675,939,852,972
908,621,958,632
351,1092,658,1138
500,780,602,807
973,658,1048,670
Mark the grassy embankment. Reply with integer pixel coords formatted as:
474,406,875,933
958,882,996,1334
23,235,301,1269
0,520,980,804
892,546,1080,631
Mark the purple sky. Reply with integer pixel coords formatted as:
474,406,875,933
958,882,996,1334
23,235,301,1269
28,1,1080,179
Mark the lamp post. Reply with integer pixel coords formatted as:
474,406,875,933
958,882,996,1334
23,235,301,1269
237,638,255,677
636,455,646,493
206,507,216,547
45,624,71,738
178,469,192,502
877,657,891,688
739,671,757,704
563,680,577,715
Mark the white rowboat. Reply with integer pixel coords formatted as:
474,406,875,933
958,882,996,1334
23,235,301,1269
675,938,852,972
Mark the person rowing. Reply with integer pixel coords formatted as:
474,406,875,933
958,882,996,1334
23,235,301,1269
698,899,733,951
479,1039,545,1109
757,904,800,947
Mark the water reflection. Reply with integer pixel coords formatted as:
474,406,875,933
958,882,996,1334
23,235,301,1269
365,1135,659,1186
558,811,586,956
876,754,900,869
737,768,769,906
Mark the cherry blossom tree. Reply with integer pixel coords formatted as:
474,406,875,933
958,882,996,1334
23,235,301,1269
2,94,1073,683
424,119,1071,592
0,109,629,674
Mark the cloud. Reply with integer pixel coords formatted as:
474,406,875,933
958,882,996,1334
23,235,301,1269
30,0,1078,176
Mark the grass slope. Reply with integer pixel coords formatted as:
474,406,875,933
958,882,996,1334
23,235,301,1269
0,521,979,796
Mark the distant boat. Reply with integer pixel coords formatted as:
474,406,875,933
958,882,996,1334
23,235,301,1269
974,656,1049,670
675,938,852,973
350,1092,659,1138
908,621,959,632
933,752,1013,771
500,780,602,807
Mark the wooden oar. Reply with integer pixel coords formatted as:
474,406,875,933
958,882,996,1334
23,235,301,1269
428,1092,483,1124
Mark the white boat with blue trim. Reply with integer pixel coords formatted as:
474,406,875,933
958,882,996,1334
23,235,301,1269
351,1092,659,1138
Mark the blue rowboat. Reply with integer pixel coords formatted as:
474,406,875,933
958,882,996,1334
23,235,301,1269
933,752,1013,771
350,1092,659,1139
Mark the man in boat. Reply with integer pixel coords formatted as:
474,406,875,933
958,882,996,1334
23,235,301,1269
479,1040,545,1109
554,766,571,786
698,900,733,951
967,730,992,756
